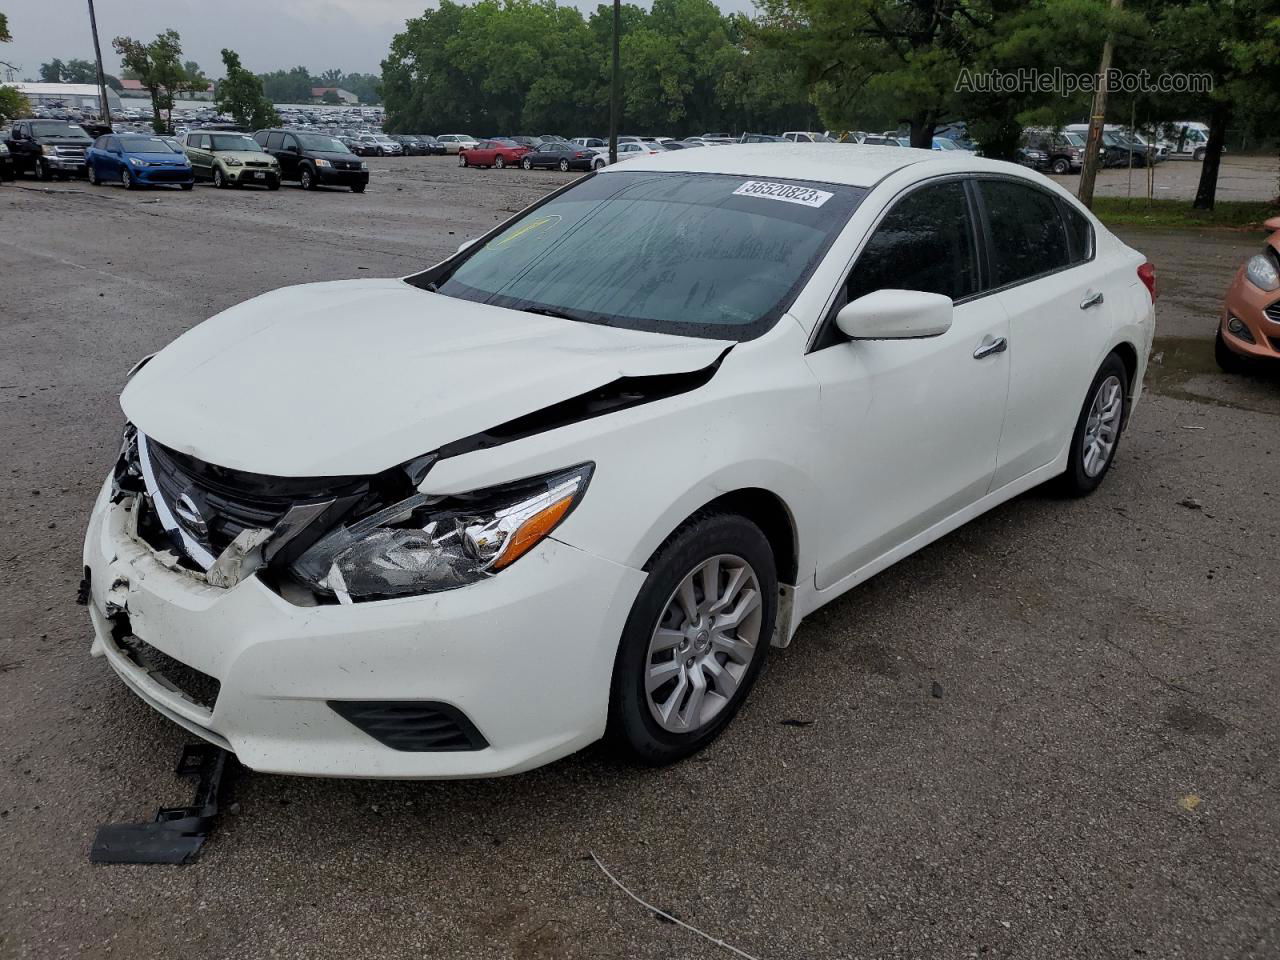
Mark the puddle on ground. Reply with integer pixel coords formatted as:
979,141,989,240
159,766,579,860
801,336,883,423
1145,336,1279,415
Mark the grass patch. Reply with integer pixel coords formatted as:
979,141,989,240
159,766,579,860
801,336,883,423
1090,197,1279,229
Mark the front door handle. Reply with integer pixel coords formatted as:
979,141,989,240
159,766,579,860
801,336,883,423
1080,290,1105,310
973,336,1008,359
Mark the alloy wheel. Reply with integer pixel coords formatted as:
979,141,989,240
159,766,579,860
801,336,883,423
87,165,97,185
121,169,132,189
559,159,569,172
644,554,762,733
1082,375,1123,477
495,156,505,169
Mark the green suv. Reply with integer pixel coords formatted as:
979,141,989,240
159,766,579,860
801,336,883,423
182,131,281,189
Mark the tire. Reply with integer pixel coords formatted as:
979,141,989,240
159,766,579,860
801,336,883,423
1050,157,1071,175
1058,353,1128,496
267,180,280,191
495,155,505,169
300,167,315,190
1193,147,1206,162
213,167,227,189
593,158,606,170
1215,328,1249,374
521,157,532,170
351,184,366,193
559,158,570,172
458,153,467,167
121,168,134,190
180,182,193,191
608,513,776,765
36,159,51,181
87,164,98,185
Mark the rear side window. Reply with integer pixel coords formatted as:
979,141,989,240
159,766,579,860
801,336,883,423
265,132,283,150
846,180,980,303
979,180,1070,287
1057,199,1095,263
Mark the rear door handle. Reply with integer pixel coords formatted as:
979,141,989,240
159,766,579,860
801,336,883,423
1080,291,1105,310
973,336,1008,359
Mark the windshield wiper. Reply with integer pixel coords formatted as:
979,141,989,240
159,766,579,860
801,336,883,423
517,305,591,323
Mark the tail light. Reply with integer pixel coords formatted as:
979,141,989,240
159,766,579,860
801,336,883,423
1137,262,1157,301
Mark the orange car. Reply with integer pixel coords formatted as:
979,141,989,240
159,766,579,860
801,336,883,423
1217,215,1280,371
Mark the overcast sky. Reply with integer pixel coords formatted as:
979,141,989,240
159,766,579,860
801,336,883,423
3,0,757,81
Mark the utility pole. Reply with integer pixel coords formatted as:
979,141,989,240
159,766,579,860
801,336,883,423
1077,0,1123,209
608,0,619,165
87,0,112,126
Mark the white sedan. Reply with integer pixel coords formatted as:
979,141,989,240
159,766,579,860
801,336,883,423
83,145,1155,778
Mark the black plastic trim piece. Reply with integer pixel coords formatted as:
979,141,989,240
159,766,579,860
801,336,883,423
328,700,489,752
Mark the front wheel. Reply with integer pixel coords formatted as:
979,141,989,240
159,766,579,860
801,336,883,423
121,168,135,190
1193,147,1206,162
593,158,606,170
351,184,366,193
608,513,776,765
1058,353,1128,496
1051,157,1071,175
213,167,227,189
1215,328,1249,374
180,182,193,191
87,164,99,185
300,167,315,190
35,160,52,181
458,153,467,167
494,155,505,169
521,157,532,170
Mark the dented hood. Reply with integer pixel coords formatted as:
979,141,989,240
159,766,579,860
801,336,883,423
121,278,731,476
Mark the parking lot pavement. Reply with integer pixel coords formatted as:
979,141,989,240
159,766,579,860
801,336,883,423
1,159,1277,960
1049,154,1278,202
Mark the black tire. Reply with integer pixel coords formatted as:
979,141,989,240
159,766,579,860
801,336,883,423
1215,328,1249,374
1058,352,1129,496
35,159,51,181
558,158,570,172
1193,147,1206,162
607,513,776,765
267,180,280,191
121,168,135,190
351,184,366,193
521,157,532,170
495,155,505,169
300,167,315,190
213,167,227,189
180,182,193,191
1051,157,1071,175
87,164,99,185
458,153,467,167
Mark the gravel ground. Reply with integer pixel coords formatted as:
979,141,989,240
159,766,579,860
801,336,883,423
1,157,1278,960
1049,153,1278,202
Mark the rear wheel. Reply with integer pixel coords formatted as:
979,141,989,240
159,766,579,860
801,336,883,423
1193,147,1206,162
608,513,776,765
558,158,570,172
1058,353,1128,496
495,155,505,169
458,153,467,167
351,184,366,193
521,157,532,170
180,182,193,191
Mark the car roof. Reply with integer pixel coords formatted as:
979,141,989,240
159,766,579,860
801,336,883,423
604,142,1016,187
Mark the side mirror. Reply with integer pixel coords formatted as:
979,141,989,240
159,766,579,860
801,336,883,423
456,239,477,254
835,289,954,340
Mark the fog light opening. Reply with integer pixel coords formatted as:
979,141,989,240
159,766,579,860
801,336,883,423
1226,316,1256,344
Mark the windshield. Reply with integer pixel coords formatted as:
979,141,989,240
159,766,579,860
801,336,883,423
295,134,350,153
420,171,865,340
209,134,262,151
1063,132,1086,146
31,121,90,140
119,136,178,153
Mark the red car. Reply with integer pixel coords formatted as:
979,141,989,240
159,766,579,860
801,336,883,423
459,138,531,170
1217,215,1280,371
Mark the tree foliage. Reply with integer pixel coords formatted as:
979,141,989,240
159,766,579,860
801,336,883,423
0,84,27,124
113,30,194,133
0,12,10,44
215,48,278,129
257,67,380,104
381,0,819,135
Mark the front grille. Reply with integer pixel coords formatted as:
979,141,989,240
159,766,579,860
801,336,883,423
146,168,191,182
113,622,221,712
245,160,270,168
1264,303,1280,324
328,701,488,751
141,436,366,560
55,147,86,158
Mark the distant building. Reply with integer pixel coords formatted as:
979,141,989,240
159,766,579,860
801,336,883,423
9,82,123,113
310,86,358,105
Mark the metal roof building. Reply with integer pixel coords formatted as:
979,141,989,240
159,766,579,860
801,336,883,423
8,82,123,112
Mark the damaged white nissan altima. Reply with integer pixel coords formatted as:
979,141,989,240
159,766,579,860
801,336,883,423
83,145,1155,778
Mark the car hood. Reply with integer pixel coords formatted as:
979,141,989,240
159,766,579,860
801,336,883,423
39,138,91,147
214,150,275,163
312,150,359,161
122,278,731,477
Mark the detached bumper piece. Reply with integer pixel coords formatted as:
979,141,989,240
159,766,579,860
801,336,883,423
90,743,235,865
328,700,489,752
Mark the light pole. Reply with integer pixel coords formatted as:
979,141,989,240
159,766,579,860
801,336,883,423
87,0,112,126
608,0,619,165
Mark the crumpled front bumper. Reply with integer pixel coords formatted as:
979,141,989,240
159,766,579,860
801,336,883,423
83,479,646,778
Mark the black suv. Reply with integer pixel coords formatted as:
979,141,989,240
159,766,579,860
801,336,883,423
5,119,93,180
252,129,369,192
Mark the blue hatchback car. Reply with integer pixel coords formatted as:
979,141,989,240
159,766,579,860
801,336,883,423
86,134,194,190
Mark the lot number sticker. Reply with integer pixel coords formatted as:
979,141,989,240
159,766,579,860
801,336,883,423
733,180,833,208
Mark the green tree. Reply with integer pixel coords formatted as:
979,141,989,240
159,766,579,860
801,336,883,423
113,30,188,133
215,48,277,129
0,12,10,43
39,58,65,82
320,88,340,104
318,68,343,85
179,60,209,97
0,84,26,124
258,65,312,103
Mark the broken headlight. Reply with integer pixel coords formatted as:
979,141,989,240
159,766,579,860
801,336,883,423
289,463,593,603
